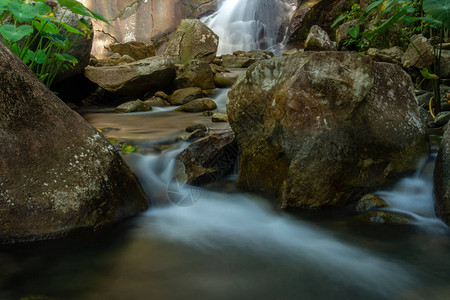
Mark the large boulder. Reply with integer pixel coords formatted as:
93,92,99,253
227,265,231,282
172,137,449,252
163,19,218,64
434,126,450,225
80,0,218,58
0,42,148,244
227,51,428,209
84,56,176,96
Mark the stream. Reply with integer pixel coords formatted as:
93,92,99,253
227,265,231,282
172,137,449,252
1,0,450,299
1,87,450,300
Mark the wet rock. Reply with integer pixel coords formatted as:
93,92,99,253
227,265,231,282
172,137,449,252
282,48,301,56
402,35,434,69
435,125,450,224
164,19,219,64
175,98,217,112
214,72,238,88
169,87,203,105
228,51,428,209
144,97,170,107
115,100,151,113
356,211,415,224
109,41,156,61
84,56,176,96
186,124,208,133
435,112,450,127
0,42,148,244
355,194,389,213
119,55,136,64
415,91,433,108
304,25,337,51
180,129,207,141
212,113,228,122
176,130,238,185
175,60,215,90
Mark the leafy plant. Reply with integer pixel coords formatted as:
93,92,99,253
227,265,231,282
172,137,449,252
0,0,107,88
121,142,136,154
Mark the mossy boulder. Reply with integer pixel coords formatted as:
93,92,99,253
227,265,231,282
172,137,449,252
228,51,428,209
0,41,148,244
164,19,218,64
175,98,217,112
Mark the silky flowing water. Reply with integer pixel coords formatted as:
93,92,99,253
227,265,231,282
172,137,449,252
1,89,450,300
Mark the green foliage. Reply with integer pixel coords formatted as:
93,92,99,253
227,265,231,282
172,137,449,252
121,142,136,154
0,0,107,88
423,0,450,29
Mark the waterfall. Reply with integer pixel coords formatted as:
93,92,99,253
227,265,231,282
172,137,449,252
201,0,295,55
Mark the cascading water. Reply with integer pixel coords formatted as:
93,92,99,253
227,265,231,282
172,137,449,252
201,0,295,55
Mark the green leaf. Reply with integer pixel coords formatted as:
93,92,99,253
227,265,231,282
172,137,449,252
33,17,60,34
0,0,10,13
365,0,384,13
33,2,51,15
420,68,439,79
57,0,90,17
87,7,109,24
43,33,69,49
418,15,443,27
331,14,347,28
21,49,34,64
54,53,78,64
423,0,450,29
33,49,47,64
349,25,360,38
7,1,38,22
55,21,83,35
0,24,34,42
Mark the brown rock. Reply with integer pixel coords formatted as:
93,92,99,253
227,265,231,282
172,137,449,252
175,98,217,112
169,87,203,105
0,42,148,244
175,60,215,90
228,51,428,209
110,41,156,60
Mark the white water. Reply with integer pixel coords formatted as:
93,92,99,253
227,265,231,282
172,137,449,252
201,0,295,55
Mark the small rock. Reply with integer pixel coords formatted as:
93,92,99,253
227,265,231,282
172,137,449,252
222,54,255,68
402,35,434,68
115,100,151,113
175,98,217,112
110,41,156,61
202,111,214,116
186,124,208,133
214,72,238,88
356,211,415,224
144,97,170,107
282,48,300,56
155,91,169,99
367,47,404,65
212,113,228,122
336,20,358,49
355,194,389,213
210,64,229,73
174,59,216,90
305,25,337,51
119,54,135,64
169,87,203,105
89,54,98,66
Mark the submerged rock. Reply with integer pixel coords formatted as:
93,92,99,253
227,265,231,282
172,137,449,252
356,211,415,224
355,194,389,213
84,56,176,96
0,42,148,244
228,51,428,209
